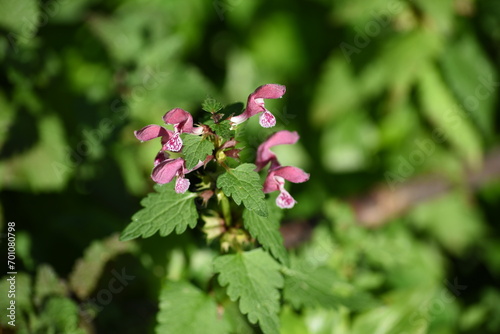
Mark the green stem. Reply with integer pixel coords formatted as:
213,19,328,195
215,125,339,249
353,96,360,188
217,190,232,226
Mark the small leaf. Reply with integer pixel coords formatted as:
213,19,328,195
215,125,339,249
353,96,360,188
181,133,214,170
214,249,283,334
217,164,267,217
243,198,288,265
207,119,234,140
202,96,224,113
156,281,230,334
120,183,199,241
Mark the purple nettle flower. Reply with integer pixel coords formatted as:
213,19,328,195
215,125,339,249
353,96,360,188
263,166,310,209
134,108,206,193
162,108,203,152
151,157,191,193
230,84,286,128
256,130,309,209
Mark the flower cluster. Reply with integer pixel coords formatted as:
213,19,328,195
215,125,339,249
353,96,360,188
134,108,205,194
134,84,309,209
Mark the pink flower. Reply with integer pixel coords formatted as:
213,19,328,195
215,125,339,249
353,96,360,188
230,84,286,128
256,130,309,209
151,157,206,193
135,109,208,191
162,108,203,152
255,130,299,171
263,166,309,209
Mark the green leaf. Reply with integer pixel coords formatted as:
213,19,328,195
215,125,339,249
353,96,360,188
69,234,137,299
217,164,267,217
202,96,223,113
214,249,283,334
35,264,67,306
181,133,214,170
207,119,234,140
156,281,230,334
41,297,85,334
120,183,199,241
283,260,376,311
243,198,288,265
418,63,482,167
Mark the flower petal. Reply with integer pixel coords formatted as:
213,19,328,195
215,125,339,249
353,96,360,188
272,166,310,184
165,132,183,152
253,84,286,99
276,189,297,209
163,108,194,133
175,177,190,194
134,125,171,142
259,111,276,128
151,158,184,184
255,130,299,171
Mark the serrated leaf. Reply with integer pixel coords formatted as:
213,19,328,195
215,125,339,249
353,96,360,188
120,183,198,241
213,249,283,334
208,120,234,140
202,96,223,113
243,198,288,265
217,164,267,217
181,133,214,170
69,234,137,299
283,260,376,311
156,281,230,334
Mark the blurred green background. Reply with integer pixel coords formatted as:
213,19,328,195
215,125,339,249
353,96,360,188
1,0,500,333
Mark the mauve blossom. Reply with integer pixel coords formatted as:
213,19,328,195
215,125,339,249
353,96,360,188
230,84,286,128
135,109,208,191
256,130,309,209
162,108,203,152
263,166,309,209
151,156,207,193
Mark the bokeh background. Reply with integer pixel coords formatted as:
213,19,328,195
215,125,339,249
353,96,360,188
1,0,500,333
